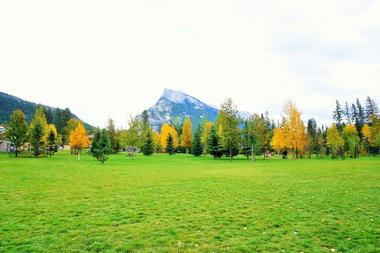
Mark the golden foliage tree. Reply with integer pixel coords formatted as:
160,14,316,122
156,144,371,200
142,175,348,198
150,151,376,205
326,124,344,159
180,117,192,153
152,131,162,153
160,123,178,149
363,124,377,147
271,127,284,154
69,122,90,160
201,122,213,153
342,124,359,158
275,101,307,158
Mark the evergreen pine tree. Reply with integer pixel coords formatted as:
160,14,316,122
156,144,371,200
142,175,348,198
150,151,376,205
307,118,318,154
141,110,150,132
29,106,48,157
140,110,151,149
107,118,119,154
31,122,45,157
166,133,175,155
365,96,379,125
192,126,203,157
90,130,101,160
344,102,352,124
333,100,344,132
207,126,223,159
97,129,111,164
44,108,54,124
241,121,251,159
47,129,58,157
355,99,365,137
142,130,154,156
7,109,28,157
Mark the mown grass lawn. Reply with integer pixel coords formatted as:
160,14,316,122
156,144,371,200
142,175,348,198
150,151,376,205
0,152,379,252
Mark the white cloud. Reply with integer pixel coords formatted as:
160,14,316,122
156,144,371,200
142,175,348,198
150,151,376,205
0,0,379,127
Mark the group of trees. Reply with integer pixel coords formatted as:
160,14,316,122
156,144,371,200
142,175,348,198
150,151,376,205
5,96,380,162
271,97,380,159
5,106,91,159
126,99,275,160
7,107,60,157
326,97,380,158
139,97,380,160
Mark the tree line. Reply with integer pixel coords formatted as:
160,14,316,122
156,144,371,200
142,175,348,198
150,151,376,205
4,96,380,163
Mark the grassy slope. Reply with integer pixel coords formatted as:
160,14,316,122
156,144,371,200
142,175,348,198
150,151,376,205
0,152,379,252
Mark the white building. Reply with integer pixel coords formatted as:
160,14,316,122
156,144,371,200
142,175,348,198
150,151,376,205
0,126,11,152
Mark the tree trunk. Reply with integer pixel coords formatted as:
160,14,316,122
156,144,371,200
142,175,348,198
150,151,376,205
77,151,81,161
251,144,253,161
230,148,232,161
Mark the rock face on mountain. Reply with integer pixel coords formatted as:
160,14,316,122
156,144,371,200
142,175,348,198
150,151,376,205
145,89,219,131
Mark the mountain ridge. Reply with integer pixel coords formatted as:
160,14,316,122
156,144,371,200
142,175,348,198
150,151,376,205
0,91,92,129
144,89,249,131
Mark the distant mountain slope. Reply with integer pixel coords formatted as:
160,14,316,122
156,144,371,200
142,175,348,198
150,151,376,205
145,89,219,131
144,89,250,131
0,91,92,129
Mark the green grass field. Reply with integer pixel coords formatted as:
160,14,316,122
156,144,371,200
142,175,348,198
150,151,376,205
0,152,379,252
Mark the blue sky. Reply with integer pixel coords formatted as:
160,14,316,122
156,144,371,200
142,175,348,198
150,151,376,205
1,0,379,127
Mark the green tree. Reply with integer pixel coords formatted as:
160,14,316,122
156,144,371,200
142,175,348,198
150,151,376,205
30,122,45,157
29,106,48,157
344,102,352,124
47,128,58,157
307,118,318,156
207,126,223,159
90,130,102,160
166,133,175,155
44,108,54,124
191,126,203,157
241,121,252,159
365,96,379,125
355,99,365,137
107,118,120,153
217,98,241,160
97,129,111,164
333,100,344,132
247,114,264,160
126,116,141,159
142,130,154,156
140,110,151,149
6,109,28,157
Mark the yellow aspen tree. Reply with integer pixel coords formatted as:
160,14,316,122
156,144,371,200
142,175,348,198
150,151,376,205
201,122,213,152
180,117,193,154
152,131,162,153
170,126,179,148
363,124,376,147
326,124,344,159
283,101,307,158
160,123,171,148
271,127,284,154
69,122,90,160
160,123,179,148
